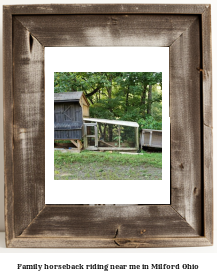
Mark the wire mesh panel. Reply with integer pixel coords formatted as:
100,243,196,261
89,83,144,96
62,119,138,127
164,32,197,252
97,123,136,149
121,126,136,148
87,137,96,146
87,125,95,136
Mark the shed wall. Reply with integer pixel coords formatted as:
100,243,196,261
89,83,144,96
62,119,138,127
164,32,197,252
54,103,82,123
54,102,83,140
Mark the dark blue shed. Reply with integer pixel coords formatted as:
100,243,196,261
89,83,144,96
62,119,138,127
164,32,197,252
54,92,89,140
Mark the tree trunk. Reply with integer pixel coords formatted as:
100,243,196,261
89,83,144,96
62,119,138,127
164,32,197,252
147,84,152,115
87,96,94,105
125,87,129,112
141,84,147,117
98,123,103,138
108,126,113,141
103,124,107,141
85,86,101,97
106,76,113,141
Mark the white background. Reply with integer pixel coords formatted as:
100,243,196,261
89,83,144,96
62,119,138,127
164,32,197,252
0,0,216,277
45,47,170,204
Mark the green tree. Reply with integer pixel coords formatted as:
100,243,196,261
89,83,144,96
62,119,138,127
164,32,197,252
54,72,162,130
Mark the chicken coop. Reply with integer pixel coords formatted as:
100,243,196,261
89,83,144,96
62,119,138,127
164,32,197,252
54,91,89,151
54,92,139,152
140,129,162,149
83,118,139,151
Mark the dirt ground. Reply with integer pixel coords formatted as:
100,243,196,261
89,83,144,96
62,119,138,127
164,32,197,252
54,163,162,180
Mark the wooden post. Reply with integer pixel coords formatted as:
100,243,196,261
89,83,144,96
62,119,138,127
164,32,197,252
94,124,98,147
83,124,87,149
70,139,82,152
77,140,82,152
149,130,153,146
118,125,120,148
70,139,78,148
140,130,144,147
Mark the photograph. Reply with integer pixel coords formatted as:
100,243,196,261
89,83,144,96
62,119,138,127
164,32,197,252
54,72,162,180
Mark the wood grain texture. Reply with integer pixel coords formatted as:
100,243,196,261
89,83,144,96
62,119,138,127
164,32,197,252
203,125,213,243
3,4,213,248
170,17,202,234
8,237,212,248
201,6,213,244
4,4,207,15
20,205,199,238
12,17,45,237
3,7,14,247
202,6,212,129
16,15,197,47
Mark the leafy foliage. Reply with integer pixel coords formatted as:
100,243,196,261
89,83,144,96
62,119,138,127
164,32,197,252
54,72,162,130
138,116,162,131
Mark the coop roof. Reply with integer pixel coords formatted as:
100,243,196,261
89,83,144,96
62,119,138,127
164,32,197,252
54,92,89,105
84,118,139,127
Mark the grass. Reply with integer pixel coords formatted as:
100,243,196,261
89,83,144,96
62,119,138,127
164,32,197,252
54,150,162,180
55,150,162,168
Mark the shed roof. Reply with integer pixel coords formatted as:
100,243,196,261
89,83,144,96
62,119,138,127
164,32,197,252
84,117,139,127
54,92,89,105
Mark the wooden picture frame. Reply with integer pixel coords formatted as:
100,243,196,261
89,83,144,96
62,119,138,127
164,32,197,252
3,4,213,248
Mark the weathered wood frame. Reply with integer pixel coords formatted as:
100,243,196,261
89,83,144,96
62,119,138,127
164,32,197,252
3,4,212,248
